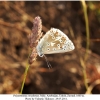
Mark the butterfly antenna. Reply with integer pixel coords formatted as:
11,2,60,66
43,54,52,69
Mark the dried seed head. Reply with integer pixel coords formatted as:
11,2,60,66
28,16,42,64
28,16,42,48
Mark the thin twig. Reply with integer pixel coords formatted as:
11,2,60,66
20,64,29,94
81,0,90,61
80,0,90,90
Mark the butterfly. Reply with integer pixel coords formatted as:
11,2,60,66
36,28,75,57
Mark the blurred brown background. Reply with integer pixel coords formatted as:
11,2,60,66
0,1,100,94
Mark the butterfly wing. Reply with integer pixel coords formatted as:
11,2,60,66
37,28,75,57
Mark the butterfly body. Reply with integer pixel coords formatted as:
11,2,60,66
36,28,75,57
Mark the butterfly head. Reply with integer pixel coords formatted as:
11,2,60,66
36,45,44,57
